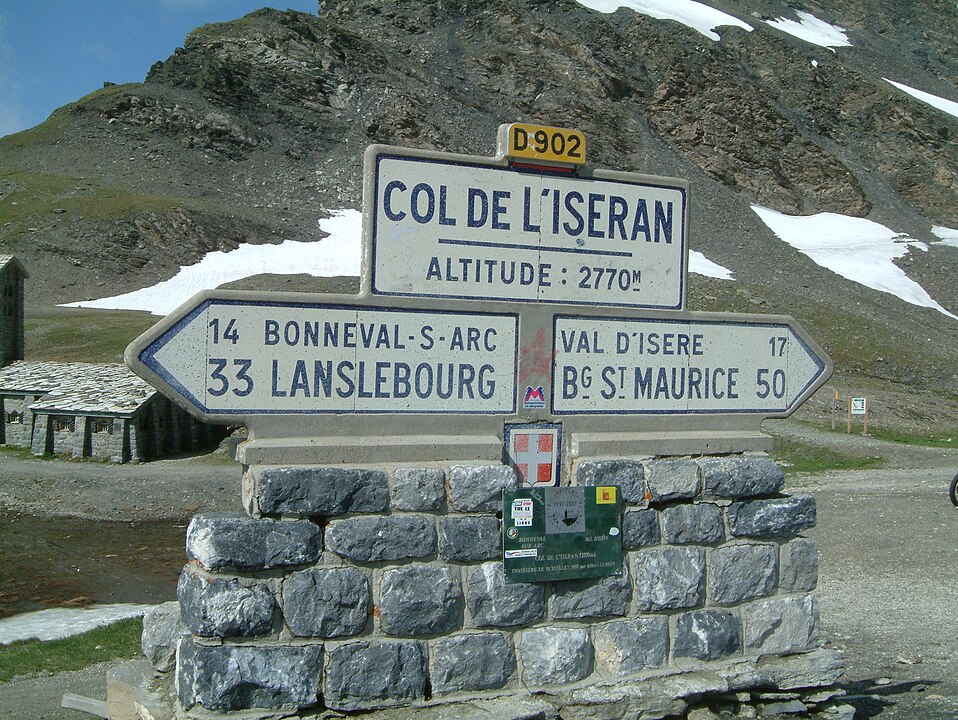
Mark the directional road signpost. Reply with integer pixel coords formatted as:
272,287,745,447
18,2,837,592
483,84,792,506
552,314,826,416
127,122,832,470
136,296,518,419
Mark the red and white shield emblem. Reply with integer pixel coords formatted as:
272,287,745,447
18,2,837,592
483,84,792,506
505,423,561,487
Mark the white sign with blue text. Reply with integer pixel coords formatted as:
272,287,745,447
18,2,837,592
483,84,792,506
137,296,519,418
552,315,827,416
368,148,688,310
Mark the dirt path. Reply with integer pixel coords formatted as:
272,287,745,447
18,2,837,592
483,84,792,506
764,418,958,469
0,660,123,720
790,467,958,719
0,452,244,522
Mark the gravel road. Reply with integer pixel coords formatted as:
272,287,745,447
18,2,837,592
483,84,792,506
790,465,958,719
0,451,244,522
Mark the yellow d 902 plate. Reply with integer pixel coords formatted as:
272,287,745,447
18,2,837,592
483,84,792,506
504,123,587,165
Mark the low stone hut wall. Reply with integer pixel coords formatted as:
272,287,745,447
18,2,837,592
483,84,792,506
162,452,840,718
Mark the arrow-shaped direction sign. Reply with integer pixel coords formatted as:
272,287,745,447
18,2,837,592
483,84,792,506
127,290,830,424
126,290,831,465
551,314,828,416
127,293,520,420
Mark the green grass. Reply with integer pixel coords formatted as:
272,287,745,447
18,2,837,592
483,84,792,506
0,446,61,461
25,307,159,363
0,115,69,151
863,427,958,449
771,437,886,475
0,617,142,682
0,84,135,153
0,168,180,241
68,83,142,108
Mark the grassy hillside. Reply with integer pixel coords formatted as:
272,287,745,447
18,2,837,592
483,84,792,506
24,308,158,364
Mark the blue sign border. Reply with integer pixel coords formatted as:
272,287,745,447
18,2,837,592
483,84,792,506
549,314,827,416
140,298,520,416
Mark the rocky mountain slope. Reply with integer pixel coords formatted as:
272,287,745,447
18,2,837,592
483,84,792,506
0,0,956,399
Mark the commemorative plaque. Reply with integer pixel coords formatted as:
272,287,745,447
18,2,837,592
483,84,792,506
502,485,622,582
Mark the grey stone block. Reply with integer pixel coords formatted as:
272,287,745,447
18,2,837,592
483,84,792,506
721,648,845,691
593,617,668,675
392,467,444,511
780,538,819,592
430,632,516,694
576,459,645,504
253,466,389,516
141,601,188,673
632,546,705,611
673,609,742,661
448,464,517,512
698,456,784,498
519,627,593,685
728,495,816,538
380,565,461,636
176,566,274,637
661,503,725,545
282,567,369,638
708,543,778,605
440,515,500,561
623,508,660,549
825,705,857,720
325,515,436,562
186,512,322,571
743,595,820,656
466,562,545,627
176,639,322,711
644,460,702,502
551,565,632,620
324,640,427,711
761,700,808,715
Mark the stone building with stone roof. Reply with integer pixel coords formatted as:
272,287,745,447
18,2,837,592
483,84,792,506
0,361,226,462
0,255,27,366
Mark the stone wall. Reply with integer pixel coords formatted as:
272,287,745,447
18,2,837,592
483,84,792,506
167,452,834,718
0,265,25,367
135,395,224,463
0,393,37,447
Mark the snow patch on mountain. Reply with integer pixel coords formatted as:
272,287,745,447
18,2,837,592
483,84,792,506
0,604,153,645
575,0,752,41
690,250,734,280
932,225,958,248
764,11,851,50
885,79,958,119
63,210,362,315
753,206,956,320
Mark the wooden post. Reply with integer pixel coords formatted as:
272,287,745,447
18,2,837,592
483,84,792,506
832,389,838,430
846,397,852,434
863,405,868,436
